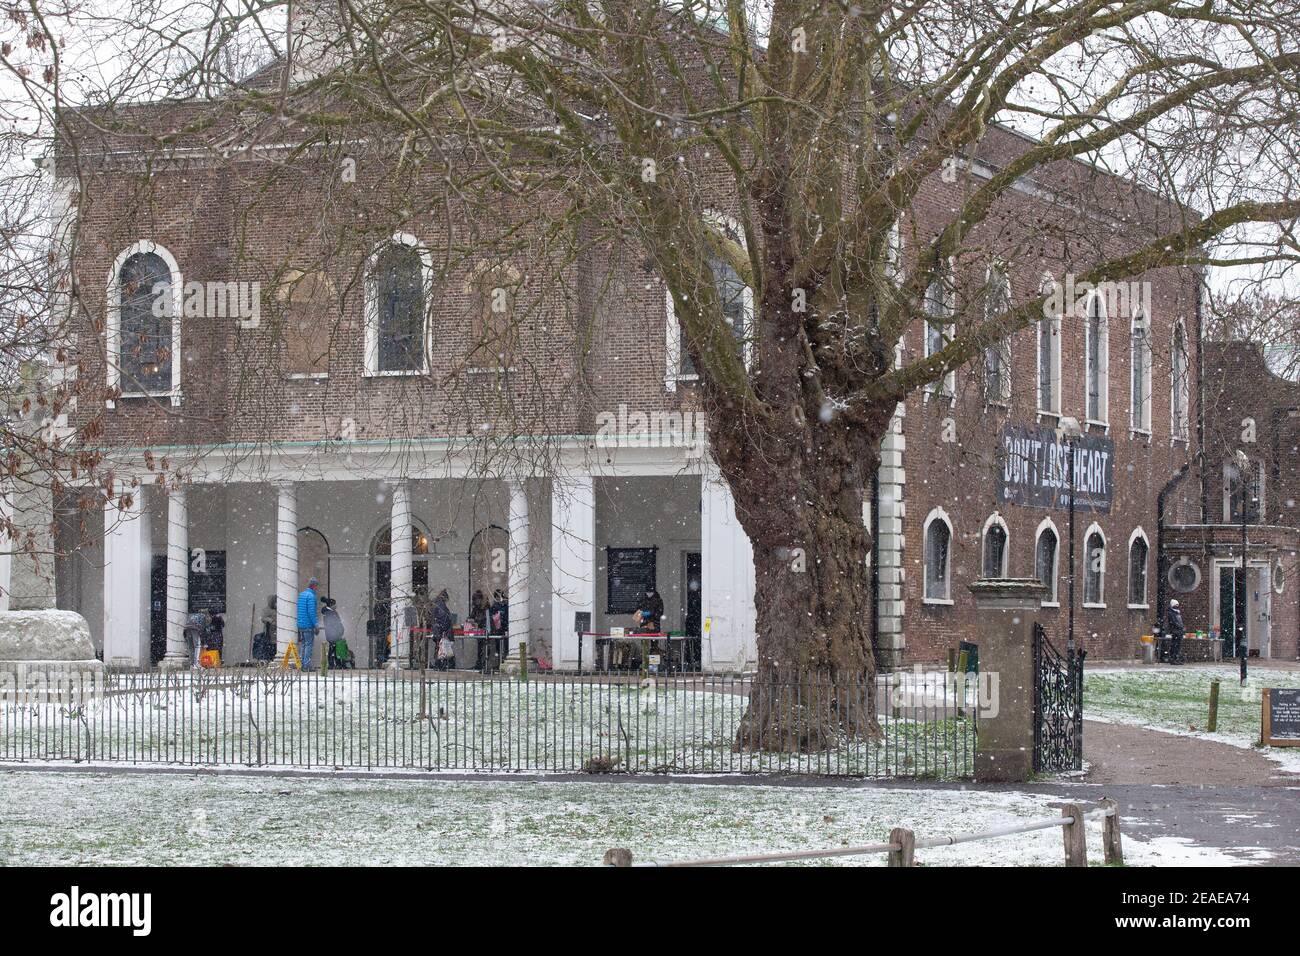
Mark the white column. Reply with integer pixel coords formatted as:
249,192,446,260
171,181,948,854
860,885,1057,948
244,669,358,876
103,487,151,666
388,480,412,670
0,483,11,614
550,474,595,670
161,485,191,668
700,466,756,672
275,483,299,660
507,478,530,657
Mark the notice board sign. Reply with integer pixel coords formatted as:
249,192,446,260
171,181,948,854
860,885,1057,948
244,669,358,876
1261,688,1300,747
997,423,1114,514
606,547,656,614
189,550,227,614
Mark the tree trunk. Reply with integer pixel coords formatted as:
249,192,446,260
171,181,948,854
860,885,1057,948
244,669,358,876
716,400,894,753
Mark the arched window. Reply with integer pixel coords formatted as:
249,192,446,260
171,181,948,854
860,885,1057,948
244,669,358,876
1085,291,1109,423
1035,520,1059,604
1128,529,1149,607
1171,320,1190,441
665,214,753,388
1130,310,1152,432
365,234,430,375
923,508,953,602
298,527,331,595
924,272,955,398
1038,273,1062,415
981,513,1009,578
107,242,182,403
984,266,1012,405
1083,523,1107,606
370,522,431,623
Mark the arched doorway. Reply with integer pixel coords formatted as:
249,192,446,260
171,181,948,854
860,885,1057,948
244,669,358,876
467,524,509,619
299,527,331,597
370,522,430,629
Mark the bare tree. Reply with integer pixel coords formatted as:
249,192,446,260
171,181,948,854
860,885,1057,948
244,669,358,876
22,0,1300,746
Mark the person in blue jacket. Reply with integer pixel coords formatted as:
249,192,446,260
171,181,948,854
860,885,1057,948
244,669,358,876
297,577,320,669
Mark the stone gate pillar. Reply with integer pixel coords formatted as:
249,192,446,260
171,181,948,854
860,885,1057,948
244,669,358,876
967,578,1047,783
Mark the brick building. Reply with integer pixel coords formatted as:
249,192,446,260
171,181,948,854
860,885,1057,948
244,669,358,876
1159,341,1300,661
37,12,1212,670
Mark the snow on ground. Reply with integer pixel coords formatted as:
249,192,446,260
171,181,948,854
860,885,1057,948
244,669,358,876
1085,665,1300,775
0,769,1241,867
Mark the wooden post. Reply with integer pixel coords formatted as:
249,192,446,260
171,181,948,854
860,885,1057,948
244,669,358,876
887,827,916,867
1207,680,1220,733
1100,798,1124,865
603,848,633,867
1061,803,1087,867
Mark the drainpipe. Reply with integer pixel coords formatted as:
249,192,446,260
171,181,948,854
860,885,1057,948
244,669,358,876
1195,272,1209,521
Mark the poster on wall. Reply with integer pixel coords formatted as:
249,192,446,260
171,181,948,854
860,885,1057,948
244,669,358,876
606,547,657,614
188,550,227,613
997,423,1114,514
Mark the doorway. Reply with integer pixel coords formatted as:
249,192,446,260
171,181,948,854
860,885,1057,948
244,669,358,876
1216,562,1272,658
682,551,701,670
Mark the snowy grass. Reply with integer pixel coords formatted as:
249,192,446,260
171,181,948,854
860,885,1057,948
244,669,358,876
0,769,1244,866
1085,665,1300,775
0,672,976,779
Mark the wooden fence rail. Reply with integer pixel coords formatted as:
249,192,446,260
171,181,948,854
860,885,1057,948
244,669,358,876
603,798,1123,868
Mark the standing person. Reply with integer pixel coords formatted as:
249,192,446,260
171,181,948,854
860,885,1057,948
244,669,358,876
431,588,454,670
411,585,433,667
1167,598,1186,665
255,595,277,662
183,609,209,667
634,586,665,633
206,606,226,660
322,597,345,668
296,577,320,670
468,589,489,630
489,588,509,663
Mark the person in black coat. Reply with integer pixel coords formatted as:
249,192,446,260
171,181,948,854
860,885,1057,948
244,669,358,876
468,590,489,630
489,589,509,664
431,589,454,669
635,586,665,633
1167,599,1186,665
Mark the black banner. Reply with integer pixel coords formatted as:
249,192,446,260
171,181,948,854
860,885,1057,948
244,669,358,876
606,546,657,613
998,423,1114,514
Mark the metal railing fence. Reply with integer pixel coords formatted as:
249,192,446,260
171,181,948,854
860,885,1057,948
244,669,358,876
1,666,977,778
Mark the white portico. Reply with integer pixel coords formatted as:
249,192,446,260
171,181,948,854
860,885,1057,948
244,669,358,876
68,438,758,672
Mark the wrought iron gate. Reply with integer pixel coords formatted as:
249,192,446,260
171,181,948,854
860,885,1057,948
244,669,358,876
1032,622,1085,773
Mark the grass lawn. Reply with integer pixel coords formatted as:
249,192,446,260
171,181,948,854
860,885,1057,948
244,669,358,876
0,769,1239,867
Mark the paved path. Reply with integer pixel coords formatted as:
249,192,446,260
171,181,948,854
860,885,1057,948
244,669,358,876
1082,719,1298,787
1014,782,1300,865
